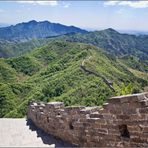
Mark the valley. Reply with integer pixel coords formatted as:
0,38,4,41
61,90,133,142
0,41,147,118
0,21,147,118
0,1,148,147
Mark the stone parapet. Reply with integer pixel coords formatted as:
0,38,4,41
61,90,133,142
27,92,148,147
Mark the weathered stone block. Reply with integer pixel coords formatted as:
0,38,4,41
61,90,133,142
46,102,64,109
80,107,99,114
138,107,148,113
27,92,148,147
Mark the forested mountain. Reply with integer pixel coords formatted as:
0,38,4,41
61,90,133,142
0,21,147,118
56,28,148,60
0,39,50,58
0,20,87,41
0,41,147,117
0,27,148,62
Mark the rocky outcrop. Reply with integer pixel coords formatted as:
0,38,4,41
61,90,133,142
27,92,148,147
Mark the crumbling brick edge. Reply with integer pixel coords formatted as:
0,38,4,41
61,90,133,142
27,92,148,147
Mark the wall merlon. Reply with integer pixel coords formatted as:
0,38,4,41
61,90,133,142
27,92,148,147
110,92,148,103
45,102,64,109
80,107,99,114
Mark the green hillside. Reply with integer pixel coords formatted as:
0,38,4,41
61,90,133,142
0,39,50,58
56,28,148,61
1,28,148,65
0,41,147,118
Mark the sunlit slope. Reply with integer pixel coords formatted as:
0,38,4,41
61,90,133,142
0,41,147,117
1,28,148,62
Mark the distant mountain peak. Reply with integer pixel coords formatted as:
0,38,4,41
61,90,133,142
105,28,119,33
0,20,87,41
40,20,51,24
28,20,38,24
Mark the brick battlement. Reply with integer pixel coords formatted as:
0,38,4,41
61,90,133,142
27,92,148,147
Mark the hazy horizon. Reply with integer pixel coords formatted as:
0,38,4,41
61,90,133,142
0,1,148,32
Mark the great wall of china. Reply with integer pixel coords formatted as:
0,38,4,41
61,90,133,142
28,92,148,147
80,53,115,92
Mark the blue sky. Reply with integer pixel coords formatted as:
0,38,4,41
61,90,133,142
0,1,148,31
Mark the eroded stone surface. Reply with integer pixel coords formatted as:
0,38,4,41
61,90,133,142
28,92,148,147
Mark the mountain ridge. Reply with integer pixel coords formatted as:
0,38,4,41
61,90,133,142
56,29,148,61
0,20,88,41
0,26,148,66
0,41,147,117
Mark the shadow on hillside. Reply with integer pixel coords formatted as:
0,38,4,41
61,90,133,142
26,119,76,147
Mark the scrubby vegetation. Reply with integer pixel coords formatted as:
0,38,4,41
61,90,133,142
0,41,147,117
56,28,148,61
1,28,148,62
0,39,50,58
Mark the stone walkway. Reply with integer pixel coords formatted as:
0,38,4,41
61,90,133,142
0,118,74,147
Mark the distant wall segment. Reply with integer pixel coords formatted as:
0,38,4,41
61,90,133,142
27,92,148,147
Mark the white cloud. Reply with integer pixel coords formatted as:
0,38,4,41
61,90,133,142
104,1,119,6
104,1,148,8
17,1,58,6
119,1,148,8
64,3,71,8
